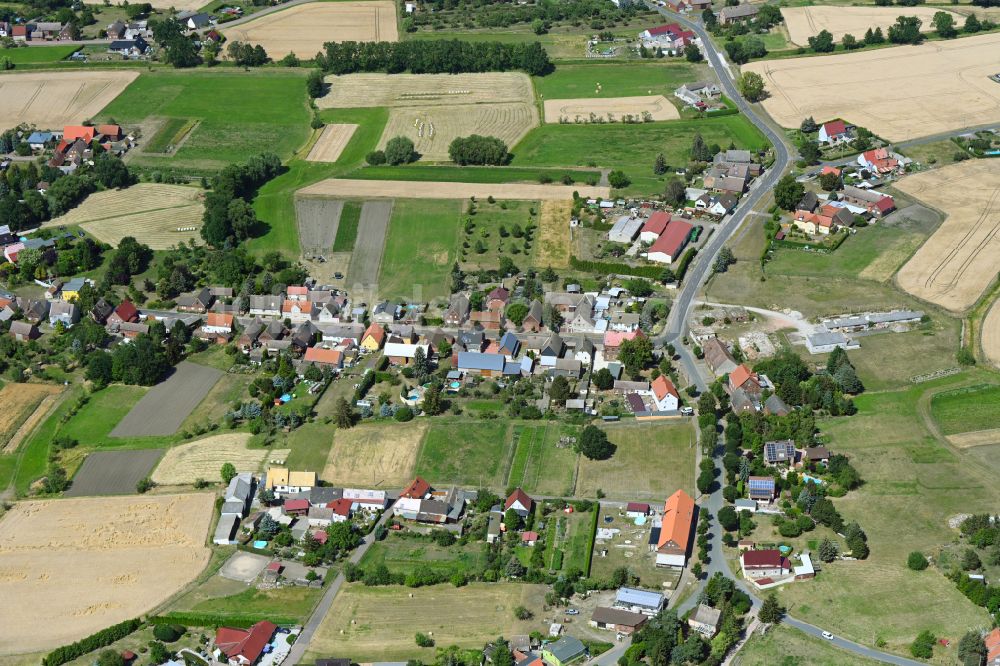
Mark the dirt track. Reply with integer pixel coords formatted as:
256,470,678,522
299,179,610,200
543,95,680,123
0,493,213,654
895,160,1000,312
109,362,222,438
346,200,393,299
982,296,1000,368
743,32,1000,141
306,124,358,163
948,427,1000,448
781,6,960,45
0,70,138,131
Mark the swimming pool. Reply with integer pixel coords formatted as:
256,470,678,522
253,540,268,549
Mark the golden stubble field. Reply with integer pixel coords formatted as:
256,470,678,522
894,160,1000,312
305,124,358,163
0,493,214,654
0,70,138,130
151,433,288,486
44,183,204,249
743,32,1000,141
543,95,679,123
0,384,61,453
982,297,1000,369
316,72,538,161
300,178,610,200
322,421,427,487
781,6,961,45
223,1,398,59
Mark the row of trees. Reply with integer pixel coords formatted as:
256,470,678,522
448,135,511,166
316,40,552,76
413,0,641,31
201,152,282,246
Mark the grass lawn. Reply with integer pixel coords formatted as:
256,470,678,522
360,533,488,576
773,370,1000,659
349,164,600,184
99,69,312,172
10,385,84,495
507,423,579,496
60,385,148,447
0,44,77,64
900,139,964,167
532,61,703,100
930,383,1000,435
460,198,539,272
271,420,337,473
331,200,362,252
576,422,695,500
739,623,885,666
414,420,514,490
512,115,767,195
304,582,550,662
186,585,322,623
765,224,927,280
378,198,463,301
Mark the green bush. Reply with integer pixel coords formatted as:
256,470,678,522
43,618,143,666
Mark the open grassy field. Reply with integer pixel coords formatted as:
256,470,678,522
322,421,426,488
377,198,461,301
739,623,886,666
0,70,138,131
533,62,703,100
360,532,487,576
414,420,513,490
223,1,398,59
774,370,1000,658
351,164,602,184
576,422,695,500
507,423,579,496
304,583,549,662
61,385,147,447
0,493,213,654
930,383,1000,435
144,117,198,154
151,433,280,486
0,44,77,64
744,32,1000,141
460,198,539,272
543,95,679,123
306,124,358,163
895,160,1000,312
0,384,61,454
538,199,572,269
781,6,960,45
99,70,311,171
44,184,205,249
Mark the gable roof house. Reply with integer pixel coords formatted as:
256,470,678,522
655,489,695,567
590,607,648,635
985,628,1000,666
521,299,544,332
639,211,672,243
646,219,694,264
214,621,277,666
728,364,761,395
249,294,283,317
764,393,792,417
740,549,792,580
444,293,470,327
303,346,343,370
603,329,644,361
702,337,738,376
486,286,510,312
747,476,776,501
282,299,314,323
857,148,901,175
505,488,533,518
203,312,234,335
688,604,722,637
818,120,850,145
639,23,696,51
21,298,50,324
176,287,213,313
719,2,758,23
109,36,148,56
90,298,114,324
10,321,39,341
842,185,895,217
651,375,680,412
470,309,504,331
49,301,79,328
541,636,587,666
384,342,429,366
360,322,386,351
763,439,797,466
498,331,521,357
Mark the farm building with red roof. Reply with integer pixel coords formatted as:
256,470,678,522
647,219,693,264
215,620,277,666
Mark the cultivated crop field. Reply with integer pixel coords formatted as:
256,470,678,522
576,423,695,500
322,421,426,488
152,433,285,486
0,384,61,453
223,1,398,59
295,197,343,256
299,178,609,200
543,95,679,123
304,583,549,662
0,493,213,654
895,160,1000,312
317,72,538,161
65,449,164,496
744,32,1000,141
781,6,959,45
110,362,222,438
45,184,205,249
0,70,138,130
306,123,358,163
983,297,1000,368
347,199,393,298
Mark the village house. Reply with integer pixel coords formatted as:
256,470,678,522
443,293,470,326
688,604,722,637
674,81,721,108
639,211,671,243
203,313,234,335
214,620,277,666
650,375,680,412
265,467,316,495
108,36,149,56
842,185,895,217
764,394,792,417
343,488,388,511
384,341,429,366
747,476,776,502
249,294,283,317
702,337,738,377
486,286,510,312
90,298,114,324
764,439,797,466
718,2,758,23
505,488,533,518
984,627,1000,666
857,148,901,175
303,346,343,371
20,298,49,324
792,204,854,236
646,219,693,264
176,287,213,313
603,329,643,361
590,607,647,635
614,587,664,615
372,301,400,325
541,636,587,666
740,549,792,580
10,321,39,341
48,301,79,328
817,120,851,145
652,489,695,567
359,322,386,352
545,291,594,316
522,300,544,332
638,23,696,52
282,299,315,323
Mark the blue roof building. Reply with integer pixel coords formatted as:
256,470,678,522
27,132,52,145
615,587,664,613
456,351,505,376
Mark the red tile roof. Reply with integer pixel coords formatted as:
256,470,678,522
741,549,790,569
401,476,431,499
658,489,695,553
487,286,510,302
311,528,329,544
652,375,679,401
64,125,96,143
985,627,1000,663
115,300,138,323
98,124,122,138
363,322,385,345
303,347,342,365
820,165,841,176
521,531,539,542
649,219,693,259
206,313,233,328
641,211,671,236
327,498,352,517
265,562,282,572
284,499,309,511
215,621,277,664
287,285,308,296
603,329,644,348
626,502,650,513
505,488,533,512
821,120,847,137
729,364,757,390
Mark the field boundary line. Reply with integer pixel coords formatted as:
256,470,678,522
1,389,62,454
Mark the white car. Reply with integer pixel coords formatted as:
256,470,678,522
821,631,834,640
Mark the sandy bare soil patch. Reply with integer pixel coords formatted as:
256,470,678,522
223,1,398,59
983,297,1000,368
110,362,222,438
152,433,285,486
318,72,533,110
322,421,426,487
300,179,610,200
538,200,572,268
45,184,204,249
543,95,679,123
0,493,213,654
0,70,138,131
0,384,61,453
379,103,537,161
948,427,1000,448
743,32,1000,141
306,124,358,163
895,160,1000,312
782,6,960,45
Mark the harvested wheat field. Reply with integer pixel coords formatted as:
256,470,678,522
151,434,287,486
0,493,213,654
743,32,1000,141
948,428,1000,448
300,179,609,200
316,72,537,161
44,183,204,249
983,297,1000,368
322,421,426,487
306,124,358,163
782,6,960,45
543,95,679,123
223,1,398,59
895,160,1000,312
0,384,61,454
538,200,572,268
0,70,137,130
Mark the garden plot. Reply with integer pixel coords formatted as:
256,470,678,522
222,1,397,59
306,123,358,163
0,493,213,654
542,95,679,123
322,421,426,488
65,449,164,497
0,70,138,130
895,160,1000,312
782,6,960,45
316,72,538,161
44,183,205,249
300,179,609,200
743,32,1000,141
110,362,222,438
152,433,286,486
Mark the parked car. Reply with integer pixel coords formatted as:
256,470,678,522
565,609,580,615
